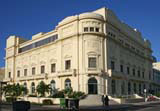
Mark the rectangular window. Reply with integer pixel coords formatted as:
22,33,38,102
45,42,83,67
8,72,11,78
133,68,135,76
142,71,144,78
149,71,151,80
51,63,56,73
90,27,94,32
95,27,99,32
17,70,20,77
120,65,123,72
84,27,88,32
41,65,45,74
32,67,36,75
24,69,27,76
65,60,71,70
88,57,96,68
138,70,140,77
127,67,130,74
111,61,115,70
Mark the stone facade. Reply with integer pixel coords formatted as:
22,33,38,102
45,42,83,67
4,7,154,96
0,68,5,81
153,62,160,94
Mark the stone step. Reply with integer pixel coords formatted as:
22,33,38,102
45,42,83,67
79,95,119,106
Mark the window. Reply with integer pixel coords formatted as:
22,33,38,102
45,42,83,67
31,82,35,94
41,65,45,74
149,71,151,80
24,69,27,76
90,27,94,32
65,78,71,89
128,82,131,95
142,71,144,78
19,34,58,53
111,80,116,95
51,63,56,73
139,83,141,95
50,80,56,96
84,27,88,32
88,57,96,68
120,65,123,72
138,70,140,77
133,68,135,76
95,27,99,32
121,82,125,95
134,83,137,93
24,82,27,95
127,67,130,74
65,60,71,70
8,72,11,78
17,70,20,77
32,67,36,75
111,61,115,70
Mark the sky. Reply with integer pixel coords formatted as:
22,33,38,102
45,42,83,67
0,0,159,67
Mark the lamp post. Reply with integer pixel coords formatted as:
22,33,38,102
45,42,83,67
144,89,147,102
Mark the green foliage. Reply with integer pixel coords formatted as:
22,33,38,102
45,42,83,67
28,94,37,97
3,84,28,97
36,81,50,97
155,93,160,97
42,99,53,105
68,91,85,99
62,87,73,97
51,91,65,98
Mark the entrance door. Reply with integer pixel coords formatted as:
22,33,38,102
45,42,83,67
88,77,98,94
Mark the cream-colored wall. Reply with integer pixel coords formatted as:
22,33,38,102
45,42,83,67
4,7,155,96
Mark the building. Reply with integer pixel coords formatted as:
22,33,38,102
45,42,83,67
0,67,5,82
153,62,160,94
0,67,5,100
4,7,154,96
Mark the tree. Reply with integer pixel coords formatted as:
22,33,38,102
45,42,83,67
3,84,27,97
36,81,50,97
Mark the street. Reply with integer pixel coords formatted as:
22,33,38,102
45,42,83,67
0,102,160,111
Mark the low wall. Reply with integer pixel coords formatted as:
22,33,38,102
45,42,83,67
19,97,60,104
109,96,145,104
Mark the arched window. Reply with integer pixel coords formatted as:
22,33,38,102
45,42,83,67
134,83,137,94
139,83,142,95
112,80,116,95
31,82,35,94
65,78,71,89
24,82,27,95
121,81,125,95
50,80,56,96
128,82,131,95
88,77,98,94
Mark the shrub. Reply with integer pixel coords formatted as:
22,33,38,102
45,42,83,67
155,93,160,97
42,99,53,105
52,91,64,98
68,91,85,99
28,94,37,97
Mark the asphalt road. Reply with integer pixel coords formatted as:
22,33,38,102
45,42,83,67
112,103,160,111
0,102,160,111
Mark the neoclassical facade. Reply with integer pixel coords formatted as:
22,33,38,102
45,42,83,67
4,7,154,96
153,62,160,94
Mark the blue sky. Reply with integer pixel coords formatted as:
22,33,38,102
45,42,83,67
0,0,159,67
